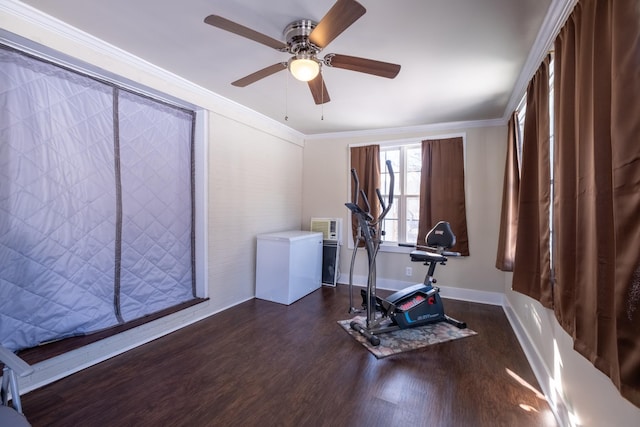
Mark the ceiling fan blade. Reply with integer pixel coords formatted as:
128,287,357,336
324,54,401,79
231,63,287,87
308,0,366,49
204,15,288,51
308,74,330,105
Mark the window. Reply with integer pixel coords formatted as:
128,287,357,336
379,144,421,244
516,56,555,264
515,94,526,172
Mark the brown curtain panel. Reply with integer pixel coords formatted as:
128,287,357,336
349,145,380,245
553,0,640,406
512,56,552,308
495,113,521,271
416,137,469,255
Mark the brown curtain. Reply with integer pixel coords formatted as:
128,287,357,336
416,137,469,255
553,0,640,406
512,56,552,308
495,113,521,271
349,145,380,244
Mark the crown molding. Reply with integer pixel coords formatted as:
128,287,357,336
304,117,507,141
502,0,578,120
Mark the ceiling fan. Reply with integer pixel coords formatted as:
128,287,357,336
204,0,401,105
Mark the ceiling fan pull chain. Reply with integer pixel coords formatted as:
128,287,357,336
285,69,289,121
321,69,324,121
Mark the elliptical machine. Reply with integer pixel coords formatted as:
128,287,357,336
345,161,466,346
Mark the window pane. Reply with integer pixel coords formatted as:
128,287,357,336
407,146,421,171
382,148,400,171
406,196,420,243
382,218,398,242
406,146,421,194
406,171,421,195
380,172,390,198
381,197,398,242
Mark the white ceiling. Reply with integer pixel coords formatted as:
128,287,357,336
15,0,555,135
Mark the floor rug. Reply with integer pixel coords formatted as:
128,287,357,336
338,315,477,359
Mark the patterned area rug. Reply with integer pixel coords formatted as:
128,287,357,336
338,315,477,359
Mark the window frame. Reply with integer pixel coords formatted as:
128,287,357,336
379,144,422,246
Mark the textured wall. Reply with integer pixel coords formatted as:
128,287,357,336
208,113,304,308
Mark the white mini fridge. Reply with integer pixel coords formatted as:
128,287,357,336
256,230,323,305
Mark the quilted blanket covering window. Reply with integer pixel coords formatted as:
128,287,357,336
0,46,195,352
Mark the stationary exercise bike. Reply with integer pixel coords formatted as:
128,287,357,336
345,161,466,346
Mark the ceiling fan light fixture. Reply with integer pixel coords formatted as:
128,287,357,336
289,55,320,82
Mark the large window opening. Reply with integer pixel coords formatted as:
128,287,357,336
0,44,204,354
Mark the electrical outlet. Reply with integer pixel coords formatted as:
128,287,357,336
405,267,412,277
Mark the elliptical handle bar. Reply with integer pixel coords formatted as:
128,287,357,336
350,168,360,207
349,161,394,223
348,168,372,221
360,189,371,215
386,160,395,201
376,160,395,223
376,188,386,212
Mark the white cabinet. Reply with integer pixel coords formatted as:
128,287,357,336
256,230,323,305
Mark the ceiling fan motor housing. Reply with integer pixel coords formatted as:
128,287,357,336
284,19,320,56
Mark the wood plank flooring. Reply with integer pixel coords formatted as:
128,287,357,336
21,285,557,427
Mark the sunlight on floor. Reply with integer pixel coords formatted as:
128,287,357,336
376,369,405,405
505,368,557,425
519,403,539,413
505,368,546,400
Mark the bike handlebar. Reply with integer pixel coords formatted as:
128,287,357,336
350,168,360,208
376,188,385,212
377,160,394,224
360,189,371,216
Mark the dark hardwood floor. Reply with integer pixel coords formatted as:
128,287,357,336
21,285,557,427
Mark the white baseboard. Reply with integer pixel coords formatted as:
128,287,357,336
502,298,572,427
21,296,254,395
340,273,504,306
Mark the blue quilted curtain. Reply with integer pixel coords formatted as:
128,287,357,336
0,46,195,351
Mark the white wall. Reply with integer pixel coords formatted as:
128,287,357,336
302,125,507,301
208,113,304,308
